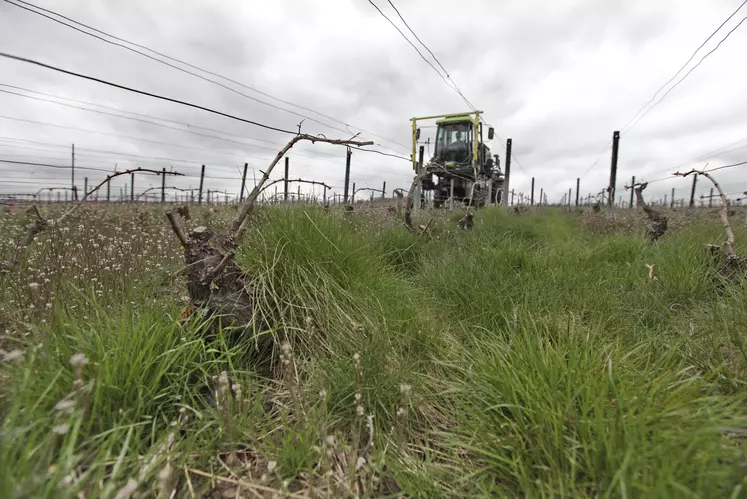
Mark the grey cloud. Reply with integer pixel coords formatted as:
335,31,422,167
0,0,746,204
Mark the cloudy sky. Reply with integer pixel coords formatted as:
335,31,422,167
1,0,746,205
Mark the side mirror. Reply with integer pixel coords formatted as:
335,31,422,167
416,128,421,140
488,127,495,140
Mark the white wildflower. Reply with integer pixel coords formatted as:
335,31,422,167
69,353,88,368
52,423,70,435
280,342,291,356
54,399,76,412
3,349,23,363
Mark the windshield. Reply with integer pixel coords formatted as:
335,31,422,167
435,122,472,165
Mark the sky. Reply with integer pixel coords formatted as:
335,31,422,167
0,0,746,205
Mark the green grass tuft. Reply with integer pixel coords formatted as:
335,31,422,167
1,204,746,497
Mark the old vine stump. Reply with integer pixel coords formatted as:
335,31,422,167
183,227,254,329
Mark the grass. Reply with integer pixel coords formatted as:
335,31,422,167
1,202,746,498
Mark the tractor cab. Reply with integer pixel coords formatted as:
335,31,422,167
432,116,497,176
434,117,473,168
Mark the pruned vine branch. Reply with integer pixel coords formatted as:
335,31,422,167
353,186,384,198
403,168,432,236
166,211,189,248
675,169,735,259
12,207,48,259
230,134,373,241
135,185,197,201
258,178,333,196
59,168,183,225
625,182,668,241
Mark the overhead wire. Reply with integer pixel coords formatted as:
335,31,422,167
620,0,747,133
377,0,511,161
705,159,747,173
0,84,413,165
0,81,403,168
384,0,476,110
0,130,410,187
580,2,747,184
580,142,613,179
4,0,410,152
0,88,288,155
0,51,299,134
0,134,410,188
624,12,747,133
642,136,747,177
0,83,281,146
0,156,259,182
2,0,344,134
365,0,454,92
631,159,747,187
693,136,747,161
348,146,409,161
0,158,112,173
0,136,249,169
0,179,70,186
367,0,524,171
0,114,276,162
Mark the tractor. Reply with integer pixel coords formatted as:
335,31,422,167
410,111,503,208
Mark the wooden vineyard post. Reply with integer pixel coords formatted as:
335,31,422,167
239,163,248,203
198,165,205,205
450,178,455,211
344,148,352,205
502,138,512,208
284,157,290,202
689,174,697,208
530,177,535,206
608,130,620,215
414,146,424,215
161,167,166,203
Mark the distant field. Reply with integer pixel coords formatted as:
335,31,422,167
1,203,746,498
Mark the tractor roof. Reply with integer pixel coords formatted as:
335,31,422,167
435,115,472,125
